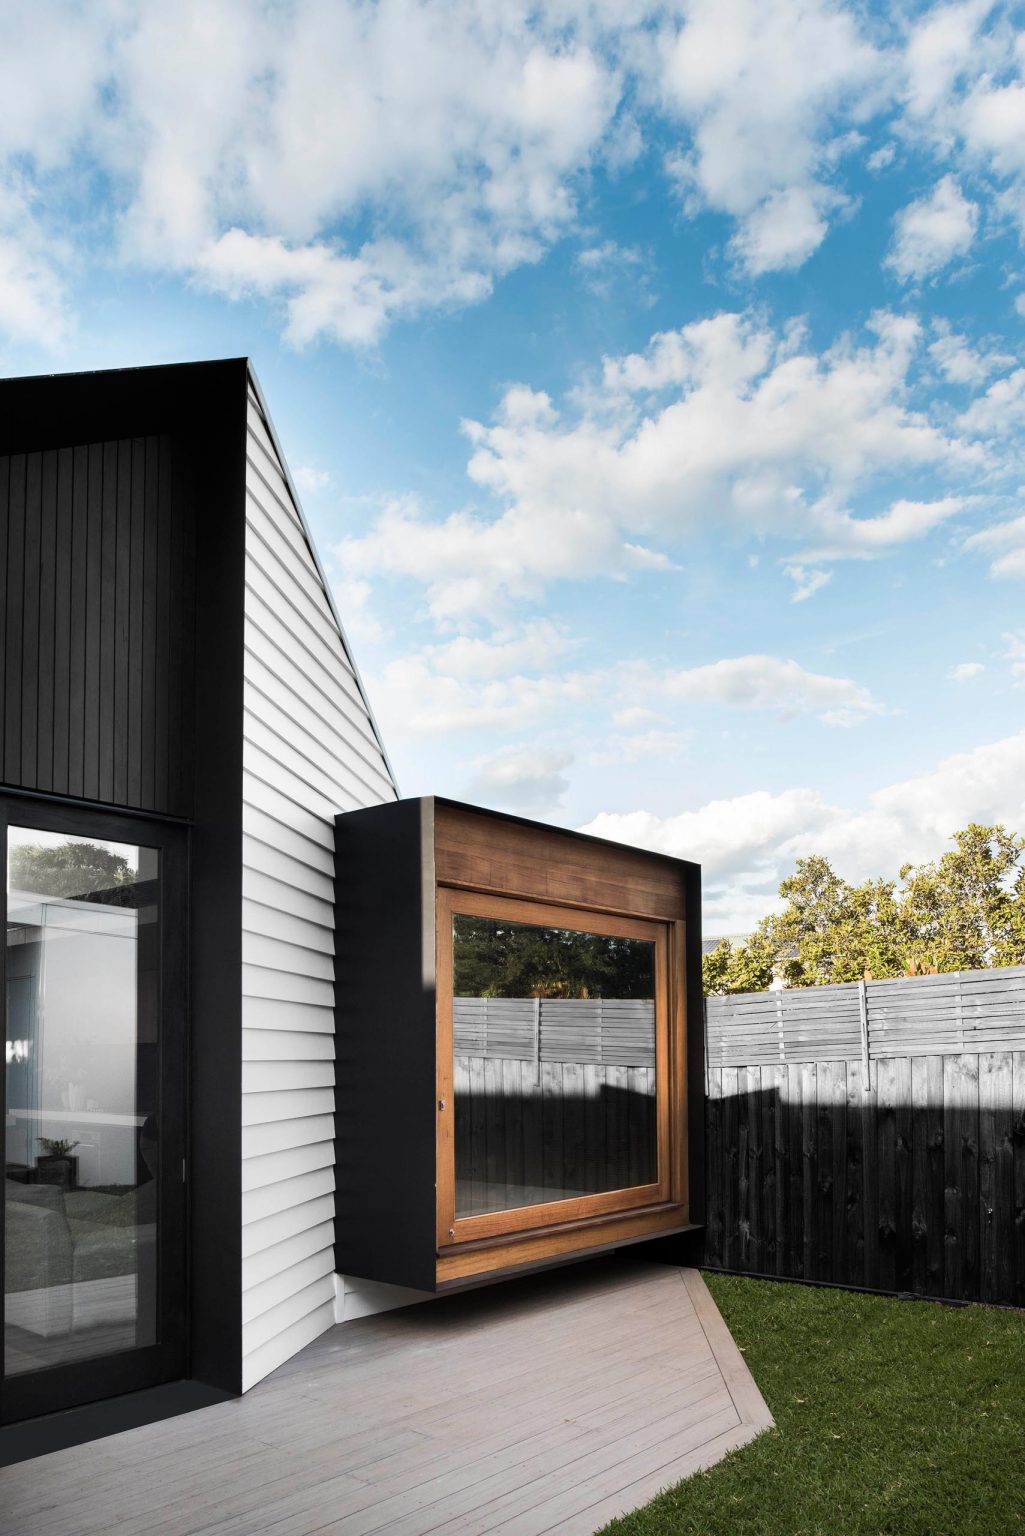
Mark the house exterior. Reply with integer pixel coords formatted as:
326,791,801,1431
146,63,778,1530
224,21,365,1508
0,360,398,1454
0,359,702,1463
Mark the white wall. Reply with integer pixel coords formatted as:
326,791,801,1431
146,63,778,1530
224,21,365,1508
240,378,396,1390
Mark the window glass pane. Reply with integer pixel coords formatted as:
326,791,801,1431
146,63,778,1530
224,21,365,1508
452,913,657,1220
4,828,160,1376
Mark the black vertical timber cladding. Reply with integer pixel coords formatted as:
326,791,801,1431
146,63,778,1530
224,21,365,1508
0,358,249,1397
334,797,439,1294
0,404,199,819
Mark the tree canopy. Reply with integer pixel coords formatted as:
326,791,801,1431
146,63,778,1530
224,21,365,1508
9,840,136,900
454,915,654,999
703,823,1025,995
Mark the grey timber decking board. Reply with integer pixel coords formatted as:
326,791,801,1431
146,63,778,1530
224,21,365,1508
0,1261,772,1536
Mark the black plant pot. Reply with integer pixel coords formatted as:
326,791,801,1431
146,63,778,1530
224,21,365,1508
35,1154,79,1189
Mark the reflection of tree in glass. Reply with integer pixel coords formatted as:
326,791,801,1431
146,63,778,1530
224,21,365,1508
454,916,653,999
9,841,135,900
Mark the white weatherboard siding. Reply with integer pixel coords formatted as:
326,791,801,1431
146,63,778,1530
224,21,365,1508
241,379,396,1391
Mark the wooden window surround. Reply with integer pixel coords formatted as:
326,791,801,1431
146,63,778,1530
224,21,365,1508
333,797,703,1293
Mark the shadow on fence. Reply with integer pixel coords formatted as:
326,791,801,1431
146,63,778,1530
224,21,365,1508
704,1055,1025,1307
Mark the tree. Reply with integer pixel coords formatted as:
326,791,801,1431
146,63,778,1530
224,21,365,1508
9,840,135,900
453,915,654,999
702,822,1025,995
897,823,1025,973
701,933,775,996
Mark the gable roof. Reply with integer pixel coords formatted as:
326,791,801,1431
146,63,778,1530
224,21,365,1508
245,361,398,795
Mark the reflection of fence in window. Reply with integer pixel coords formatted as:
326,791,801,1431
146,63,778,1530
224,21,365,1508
453,996,656,1067
453,998,657,1211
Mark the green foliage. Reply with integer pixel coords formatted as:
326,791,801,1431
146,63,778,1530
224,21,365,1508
701,933,776,996
453,915,653,999
702,823,1025,994
9,839,135,900
602,1274,1025,1536
37,1137,80,1158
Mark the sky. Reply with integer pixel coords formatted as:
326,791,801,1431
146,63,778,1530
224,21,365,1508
2,0,1025,934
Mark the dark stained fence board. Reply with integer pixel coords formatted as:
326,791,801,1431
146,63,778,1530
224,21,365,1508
705,965,1025,1307
876,1056,897,1295
845,1058,866,1289
894,1054,913,1292
1013,1052,1025,1309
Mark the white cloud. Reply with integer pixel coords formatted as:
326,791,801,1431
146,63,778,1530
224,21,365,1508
661,654,883,726
335,491,661,624
295,464,331,494
424,621,575,680
612,706,665,728
658,0,885,274
587,728,690,766
948,660,985,680
928,321,1013,385
958,368,1025,437
340,309,982,620
4,0,1025,355
726,185,833,275
887,174,979,281
580,726,1025,931
467,744,573,813
783,564,832,602
332,576,384,645
0,0,627,349
898,4,1025,249
867,142,896,173
964,512,1025,577
1004,630,1025,677
581,787,835,901
574,239,645,296
0,179,71,348
798,496,965,561
901,0,993,124
373,649,599,740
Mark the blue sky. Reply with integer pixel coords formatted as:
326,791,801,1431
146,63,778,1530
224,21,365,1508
3,0,1025,931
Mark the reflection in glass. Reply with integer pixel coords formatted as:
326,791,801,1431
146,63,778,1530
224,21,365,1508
453,914,657,1219
4,828,159,1376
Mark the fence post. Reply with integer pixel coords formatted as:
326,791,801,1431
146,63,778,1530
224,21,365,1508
776,988,785,1063
703,996,710,1093
955,972,964,1053
859,979,872,1092
533,995,541,1085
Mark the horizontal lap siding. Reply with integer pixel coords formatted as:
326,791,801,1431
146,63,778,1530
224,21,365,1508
241,385,396,1390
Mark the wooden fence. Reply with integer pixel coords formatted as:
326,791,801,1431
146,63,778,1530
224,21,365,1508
703,966,1025,1306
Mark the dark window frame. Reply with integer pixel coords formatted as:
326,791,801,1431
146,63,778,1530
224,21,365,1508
0,793,188,1425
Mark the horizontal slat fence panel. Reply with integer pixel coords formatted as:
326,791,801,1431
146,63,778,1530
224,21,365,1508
704,964,1025,1308
707,967,1025,1068
453,996,656,1068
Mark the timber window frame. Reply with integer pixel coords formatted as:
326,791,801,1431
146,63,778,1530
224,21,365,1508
334,796,704,1293
435,888,682,1249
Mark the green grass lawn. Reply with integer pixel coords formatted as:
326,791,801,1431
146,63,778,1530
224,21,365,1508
600,1273,1025,1536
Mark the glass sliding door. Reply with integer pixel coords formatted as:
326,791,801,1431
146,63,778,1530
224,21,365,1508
438,889,671,1246
1,803,186,1422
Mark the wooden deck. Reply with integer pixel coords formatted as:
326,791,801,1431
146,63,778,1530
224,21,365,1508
0,1260,772,1536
